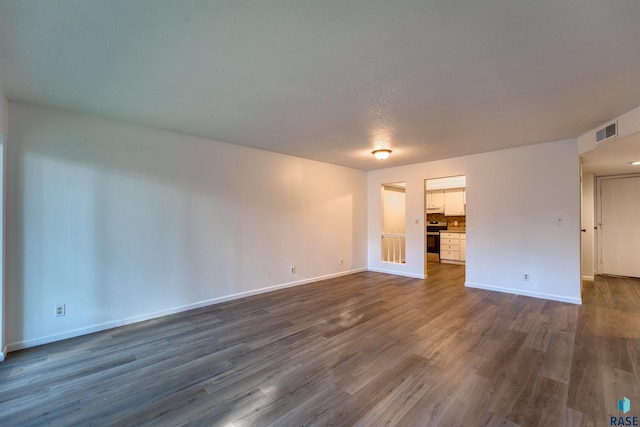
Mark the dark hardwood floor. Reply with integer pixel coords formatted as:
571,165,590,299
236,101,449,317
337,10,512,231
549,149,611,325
2,264,640,426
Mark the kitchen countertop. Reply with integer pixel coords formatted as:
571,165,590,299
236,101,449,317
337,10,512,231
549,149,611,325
441,228,466,233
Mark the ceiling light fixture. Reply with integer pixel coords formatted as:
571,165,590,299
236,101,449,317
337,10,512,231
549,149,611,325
372,148,392,160
629,161,640,165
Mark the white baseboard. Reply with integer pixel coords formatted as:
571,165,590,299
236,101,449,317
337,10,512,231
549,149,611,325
7,320,123,353
367,267,425,280
581,275,594,281
465,281,582,305
5,268,368,354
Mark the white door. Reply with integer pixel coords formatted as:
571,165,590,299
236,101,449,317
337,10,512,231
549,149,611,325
600,176,640,278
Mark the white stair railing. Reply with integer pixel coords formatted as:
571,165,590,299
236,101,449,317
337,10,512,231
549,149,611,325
381,233,406,264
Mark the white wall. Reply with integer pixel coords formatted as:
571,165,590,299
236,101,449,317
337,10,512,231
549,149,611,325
368,140,582,303
5,102,368,350
581,172,595,280
0,87,7,360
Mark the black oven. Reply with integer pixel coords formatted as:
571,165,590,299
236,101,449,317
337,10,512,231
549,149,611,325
426,221,447,262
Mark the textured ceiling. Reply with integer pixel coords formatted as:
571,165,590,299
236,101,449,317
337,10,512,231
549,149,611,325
1,0,639,170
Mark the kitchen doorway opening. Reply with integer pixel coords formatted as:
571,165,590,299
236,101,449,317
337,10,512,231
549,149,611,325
381,182,406,264
424,176,466,277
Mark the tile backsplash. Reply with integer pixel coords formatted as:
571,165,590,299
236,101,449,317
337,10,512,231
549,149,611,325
427,213,466,228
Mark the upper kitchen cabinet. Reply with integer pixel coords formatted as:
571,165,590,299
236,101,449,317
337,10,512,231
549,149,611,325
425,190,445,213
444,188,466,216
425,175,466,216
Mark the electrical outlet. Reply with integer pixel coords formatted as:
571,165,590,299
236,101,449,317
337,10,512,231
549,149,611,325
55,304,66,317
289,266,295,274
340,258,344,265
523,273,530,282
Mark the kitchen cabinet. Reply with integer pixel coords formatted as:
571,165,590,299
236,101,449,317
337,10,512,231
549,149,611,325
441,232,465,264
444,189,465,216
440,232,460,262
425,190,445,213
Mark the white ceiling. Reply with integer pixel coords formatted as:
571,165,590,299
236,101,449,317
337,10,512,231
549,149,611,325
1,1,639,171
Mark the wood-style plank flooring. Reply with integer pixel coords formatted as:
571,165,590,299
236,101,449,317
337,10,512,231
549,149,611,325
2,264,640,426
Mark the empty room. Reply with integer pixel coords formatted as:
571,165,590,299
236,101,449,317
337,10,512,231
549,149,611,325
1,1,640,426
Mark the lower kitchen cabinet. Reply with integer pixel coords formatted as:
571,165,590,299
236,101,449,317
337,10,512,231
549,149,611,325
441,232,465,264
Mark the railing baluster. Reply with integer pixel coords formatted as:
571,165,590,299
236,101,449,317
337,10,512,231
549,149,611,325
380,233,406,264
393,235,396,262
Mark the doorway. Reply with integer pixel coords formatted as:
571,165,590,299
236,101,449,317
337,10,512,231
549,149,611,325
381,182,406,264
424,175,466,277
580,129,640,281
0,135,4,360
597,175,640,278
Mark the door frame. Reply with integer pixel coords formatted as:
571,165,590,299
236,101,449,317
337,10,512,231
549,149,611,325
595,173,640,275
0,136,4,361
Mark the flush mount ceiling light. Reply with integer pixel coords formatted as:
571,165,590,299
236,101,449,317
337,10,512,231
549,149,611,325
629,161,640,165
372,148,392,160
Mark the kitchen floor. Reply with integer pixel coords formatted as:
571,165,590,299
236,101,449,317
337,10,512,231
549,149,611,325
426,261,465,279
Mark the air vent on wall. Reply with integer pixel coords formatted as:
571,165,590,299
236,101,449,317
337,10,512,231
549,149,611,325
595,121,617,144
